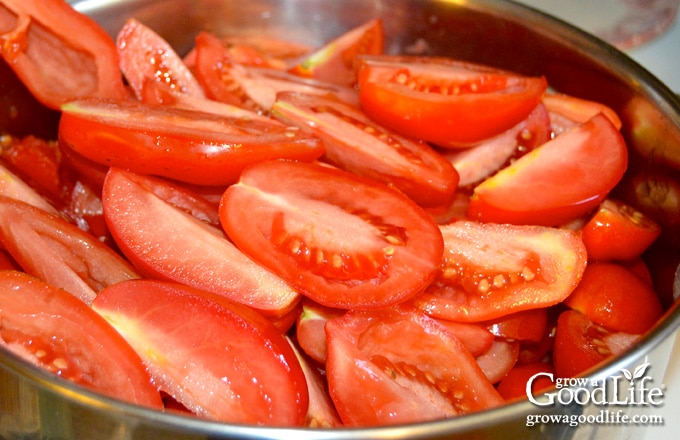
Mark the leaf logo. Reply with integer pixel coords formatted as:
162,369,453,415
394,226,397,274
619,357,651,384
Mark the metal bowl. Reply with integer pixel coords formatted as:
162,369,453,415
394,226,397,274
2,0,680,438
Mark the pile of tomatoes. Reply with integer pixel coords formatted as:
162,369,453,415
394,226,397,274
0,0,668,428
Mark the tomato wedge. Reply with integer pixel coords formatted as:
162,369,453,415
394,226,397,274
0,0,126,109
357,55,547,146
412,220,587,322
272,91,459,207
0,196,139,305
102,168,300,317
92,279,308,426
325,306,504,426
0,270,162,408
58,97,324,186
219,159,444,310
467,114,628,226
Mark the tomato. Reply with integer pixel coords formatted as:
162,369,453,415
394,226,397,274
92,279,308,426
543,92,622,131
0,249,19,270
58,97,324,186
0,196,139,305
219,159,444,310
116,18,205,103
0,161,59,215
467,114,628,226
325,306,504,426
0,270,162,408
272,91,459,207
0,135,63,202
496,362,554,401
412,221,587,322
101,168,300,317
296,299,345,364
476,339,520,384
553,310,639,378
0,0,126,109
357,55,547,147
433,319,495,357
580,198,661,261
288,19,384,86
483,308,548,343
441,102,552,187
564,262,663,334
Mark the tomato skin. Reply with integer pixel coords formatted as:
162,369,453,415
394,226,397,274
58,98,325,186
580,199,661,261
564,262,663,334
102,168,300,317
543,92,622,131
272,91,459,207
92,279,309,426
483,308,548,343
325,306,504,426
0,0,126,109
0,270,162,408
220,159,444,310
296,299,345,364
467,114,628,226
357,55,547,146
496,362,555,401
413,221,587,322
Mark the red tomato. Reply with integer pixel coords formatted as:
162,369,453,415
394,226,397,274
0,196,139,305
543,92,622,131
288,19,384,86
564,262,663,334
272,91,459,207
0,270,162,408
92,279,308,426
581,198,661,261
296,299,345,364
101,168,300,317
496,362,555,401
0,249,20,270
413,221,587,322
433,319,495,357
483,308,548,343
219,159,444,310
0,0,126,109
325,306,504,426
58,97,324,186
467,114,628,226
116,18,205,102
0,135,62,202
357,55,547,146
476,339,520,384
553,310,639,378
0,161,59,215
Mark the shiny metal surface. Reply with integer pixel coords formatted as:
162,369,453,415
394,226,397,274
2,0,680,438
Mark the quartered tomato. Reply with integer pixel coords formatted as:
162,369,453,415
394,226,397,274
0,196,139,305
542,92,622,132
288,19,384,86
580,198,661,261
0,270,162,408
0,0,126,109
101,168,300,318
92,279,308,426
467,114,628,226
219,159,444,310
296,298,345,364
272,91,459,207
325,305,504,426
564,262,663,334
116,18,205,102
483,308,548,343
553,310,639,378
412,221,587,322
357,55,547,147
475,339,520,384
496,362,555,401
58,97,324,186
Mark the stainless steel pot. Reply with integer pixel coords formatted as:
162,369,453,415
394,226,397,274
2,0,680,439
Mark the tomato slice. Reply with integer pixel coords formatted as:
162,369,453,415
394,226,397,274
357,55,547,146
0,196,139,305
325,306,504,426
467,114,628,226
272,91,459,207
219,159,444,310
553,309,639,378
0,270,162,408
412,220,587,322
92,279,308,426
476,339,520,384
102,168,300,317
0,0,126,109
116,18,205,102
0,161,59,215
580,198,661,261
296,298,345,364
288,19,384,86
483,308,548,343
496,362,555,401
543,92,622,131
564,262,663,334
433,319,494,357
58,97,324,186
